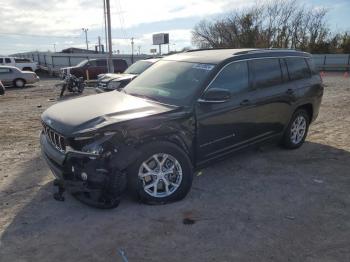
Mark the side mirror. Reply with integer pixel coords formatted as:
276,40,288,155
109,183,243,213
198,88,231,103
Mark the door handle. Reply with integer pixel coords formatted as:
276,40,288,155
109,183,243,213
286,88,294,95
240,99,251,106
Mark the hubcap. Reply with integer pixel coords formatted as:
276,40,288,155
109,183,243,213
290,115,307,144
138,153,183,198
16,80,24,87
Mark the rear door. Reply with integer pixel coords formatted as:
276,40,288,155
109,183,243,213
247,58,292,135
285,57,313,95
196,61,262,161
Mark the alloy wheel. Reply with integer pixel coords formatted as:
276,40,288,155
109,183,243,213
290,115,307,144
138,153,183,198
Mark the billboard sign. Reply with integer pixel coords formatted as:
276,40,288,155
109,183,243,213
152,33,169,45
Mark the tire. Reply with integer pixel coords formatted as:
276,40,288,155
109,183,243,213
128,141,193,205
281,109,310,149
73,170,127,209
59,84,67,97
14,78,26,88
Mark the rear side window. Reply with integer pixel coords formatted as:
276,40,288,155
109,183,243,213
285,57,311,80
250,58,282,88
0,58,3,63
88,60,97,66
209,61,249,94
114,60,128,71
5,58,11,63
96,60,107,66
15,58,31,63
0,68,11,73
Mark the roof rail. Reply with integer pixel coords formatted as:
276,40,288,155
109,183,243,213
185,48,234,53
264,48,297,51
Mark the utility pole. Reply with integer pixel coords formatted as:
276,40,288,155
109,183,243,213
103,0,108,51
98,36,101,52
131,37,134,64
53,43,56,52
82,28,89,50
105,0,114,72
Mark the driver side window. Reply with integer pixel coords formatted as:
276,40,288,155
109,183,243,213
209,61,249,94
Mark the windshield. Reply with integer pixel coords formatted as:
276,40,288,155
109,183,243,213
124,60,154,75
76,60,88,67
124,60,215,106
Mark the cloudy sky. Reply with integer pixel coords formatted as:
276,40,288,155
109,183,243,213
0,0,349,55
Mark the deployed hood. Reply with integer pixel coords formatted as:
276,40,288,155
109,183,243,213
41,91,177,136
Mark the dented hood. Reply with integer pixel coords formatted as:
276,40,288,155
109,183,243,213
41,91,177,136
100,73,136,82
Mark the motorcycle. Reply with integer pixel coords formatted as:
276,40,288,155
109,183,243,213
56,74,85,97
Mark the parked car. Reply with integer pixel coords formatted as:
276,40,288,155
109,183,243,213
0,66,40,87
40,49,323,208
95,59,159,93
0,57,38,71
59,58,128,80
0,80,5,95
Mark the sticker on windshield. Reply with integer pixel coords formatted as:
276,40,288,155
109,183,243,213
192,64,215,71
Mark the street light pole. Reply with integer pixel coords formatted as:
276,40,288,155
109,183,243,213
105,0,114,72
82,28,89,50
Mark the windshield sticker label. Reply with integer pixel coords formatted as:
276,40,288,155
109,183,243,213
192,64,215,71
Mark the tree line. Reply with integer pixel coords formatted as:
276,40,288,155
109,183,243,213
191,0,350,53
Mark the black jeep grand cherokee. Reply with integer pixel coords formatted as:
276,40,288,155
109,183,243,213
40,49,323,208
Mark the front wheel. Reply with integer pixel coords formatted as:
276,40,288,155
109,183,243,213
281,109,310,149
128,141,193,204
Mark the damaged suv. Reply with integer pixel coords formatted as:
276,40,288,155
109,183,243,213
40,49,323,208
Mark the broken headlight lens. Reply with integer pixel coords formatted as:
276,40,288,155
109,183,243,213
74,132,116,154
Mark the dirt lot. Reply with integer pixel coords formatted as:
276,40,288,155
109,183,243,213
0,75,349,262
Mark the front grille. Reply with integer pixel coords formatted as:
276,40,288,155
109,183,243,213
42,122,66,152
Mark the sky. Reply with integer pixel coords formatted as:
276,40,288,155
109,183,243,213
0,0,349,55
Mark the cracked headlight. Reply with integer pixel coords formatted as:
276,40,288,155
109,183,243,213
74,132,116,154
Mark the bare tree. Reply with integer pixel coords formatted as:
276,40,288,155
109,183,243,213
191,0,332,53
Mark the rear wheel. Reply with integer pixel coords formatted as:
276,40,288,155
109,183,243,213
281,109,310,149
128,141,193,204
14,78,25,88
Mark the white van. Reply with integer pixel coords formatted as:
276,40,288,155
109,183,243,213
0,57,37,71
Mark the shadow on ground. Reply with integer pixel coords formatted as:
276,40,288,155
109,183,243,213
0,142,349,262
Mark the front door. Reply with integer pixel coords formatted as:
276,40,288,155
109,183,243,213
196,61,261,162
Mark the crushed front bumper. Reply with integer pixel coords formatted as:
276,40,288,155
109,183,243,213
40,132,125,208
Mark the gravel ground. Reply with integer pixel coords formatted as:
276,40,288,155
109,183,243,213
0,75,349,262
